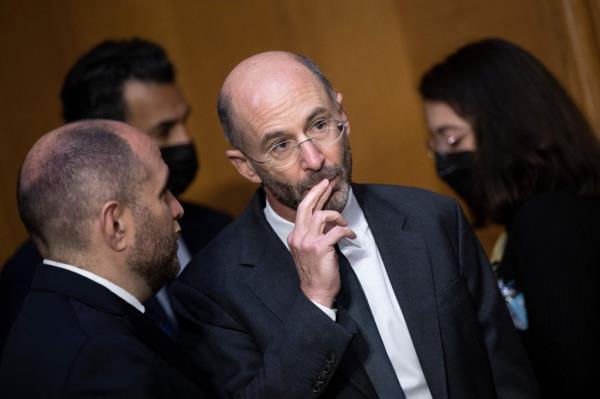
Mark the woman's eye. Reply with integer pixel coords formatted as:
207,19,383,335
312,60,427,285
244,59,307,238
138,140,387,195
447,134,463,147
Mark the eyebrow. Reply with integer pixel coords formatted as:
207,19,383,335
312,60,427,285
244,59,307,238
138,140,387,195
259,107,330,149
433,124,465,136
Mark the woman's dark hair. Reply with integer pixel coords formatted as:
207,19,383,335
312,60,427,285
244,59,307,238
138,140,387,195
420,38,600,223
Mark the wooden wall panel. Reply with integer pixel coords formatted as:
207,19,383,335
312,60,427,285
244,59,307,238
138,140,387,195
0,1,66,265
1,0,598,264
561,0,600,136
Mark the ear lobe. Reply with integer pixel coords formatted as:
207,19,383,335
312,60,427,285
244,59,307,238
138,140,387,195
100,201,129,251
225,149,262,184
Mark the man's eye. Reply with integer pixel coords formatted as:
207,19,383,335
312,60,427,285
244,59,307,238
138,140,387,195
271,140,292,152
312,119,328,131
159,127,171,138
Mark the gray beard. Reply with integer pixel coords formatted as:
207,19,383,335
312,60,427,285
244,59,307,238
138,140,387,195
255,138,352,212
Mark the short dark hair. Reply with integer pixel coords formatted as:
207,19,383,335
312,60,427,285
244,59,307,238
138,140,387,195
61,38,175,123
18,121,147,251
420,38,600,223
217,53,336,149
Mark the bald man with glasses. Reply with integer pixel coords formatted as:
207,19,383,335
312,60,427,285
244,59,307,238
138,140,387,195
171,52,539,399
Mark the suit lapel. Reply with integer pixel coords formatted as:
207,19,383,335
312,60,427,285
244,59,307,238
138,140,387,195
232,190,300,322
240,189,377,398
121,300,213,391
354,185,448,399
33,265,209,393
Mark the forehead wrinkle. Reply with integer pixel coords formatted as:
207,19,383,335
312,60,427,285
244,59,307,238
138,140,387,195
235,77,328,140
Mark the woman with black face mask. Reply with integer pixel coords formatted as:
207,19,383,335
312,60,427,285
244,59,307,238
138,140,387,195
419,38,600,398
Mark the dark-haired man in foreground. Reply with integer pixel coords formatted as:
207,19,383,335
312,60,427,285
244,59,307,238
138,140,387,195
0,38,231,349
0,120,216,397
171,52,539,398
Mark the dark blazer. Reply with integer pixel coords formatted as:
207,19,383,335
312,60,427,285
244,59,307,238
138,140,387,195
0,265,217,398
178,201,233,256
0,240,38,356
500,192,600,398
171,184,539,399
0,201,231,354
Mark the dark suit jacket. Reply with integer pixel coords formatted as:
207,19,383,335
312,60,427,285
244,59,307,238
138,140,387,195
0,201,231,354
500,192,600,398
171,184,539,398
178,201,233,256
0,265,217,398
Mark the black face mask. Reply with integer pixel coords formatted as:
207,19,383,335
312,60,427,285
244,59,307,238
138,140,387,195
160,143,199,197
435,151,486,227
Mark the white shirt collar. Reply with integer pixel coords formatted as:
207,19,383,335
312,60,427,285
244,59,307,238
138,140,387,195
43,259,145,313
264,188,368,249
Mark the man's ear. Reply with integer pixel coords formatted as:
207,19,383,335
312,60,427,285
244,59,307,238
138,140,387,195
335,92,350,137
225,148,262,184
100,201,130,251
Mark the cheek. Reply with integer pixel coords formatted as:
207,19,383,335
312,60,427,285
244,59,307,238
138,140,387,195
325,142,346,165
165,124,191,146
164,203,177,222
269,169,297,186
255,162,294,184
461,133,477,151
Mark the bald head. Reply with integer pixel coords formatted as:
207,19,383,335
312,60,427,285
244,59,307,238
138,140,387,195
217,52,335,149
18,120,149,256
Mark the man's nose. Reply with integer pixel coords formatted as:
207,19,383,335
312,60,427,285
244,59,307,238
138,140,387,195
168,192,184,219
298,139,324,170
170,123,191,146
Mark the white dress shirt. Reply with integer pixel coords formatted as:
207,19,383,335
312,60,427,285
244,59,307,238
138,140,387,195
264,189,432,399
43,259,145,313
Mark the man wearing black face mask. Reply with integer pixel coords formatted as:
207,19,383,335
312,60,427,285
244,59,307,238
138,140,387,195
0,38,231,350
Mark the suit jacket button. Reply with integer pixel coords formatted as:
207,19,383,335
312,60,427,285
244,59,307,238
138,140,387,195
323,363,332,373
311,383,321,393
326,353,336,364
317,373,327,383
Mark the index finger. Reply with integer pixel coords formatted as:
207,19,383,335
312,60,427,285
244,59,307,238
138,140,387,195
314,183,333,212
295,179,331,225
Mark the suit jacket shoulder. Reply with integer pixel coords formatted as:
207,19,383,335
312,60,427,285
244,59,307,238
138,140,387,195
0,266,214,398
356,183,458,217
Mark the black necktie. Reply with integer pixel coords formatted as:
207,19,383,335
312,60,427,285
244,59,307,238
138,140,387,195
145,292,178,338
335,245,406,399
